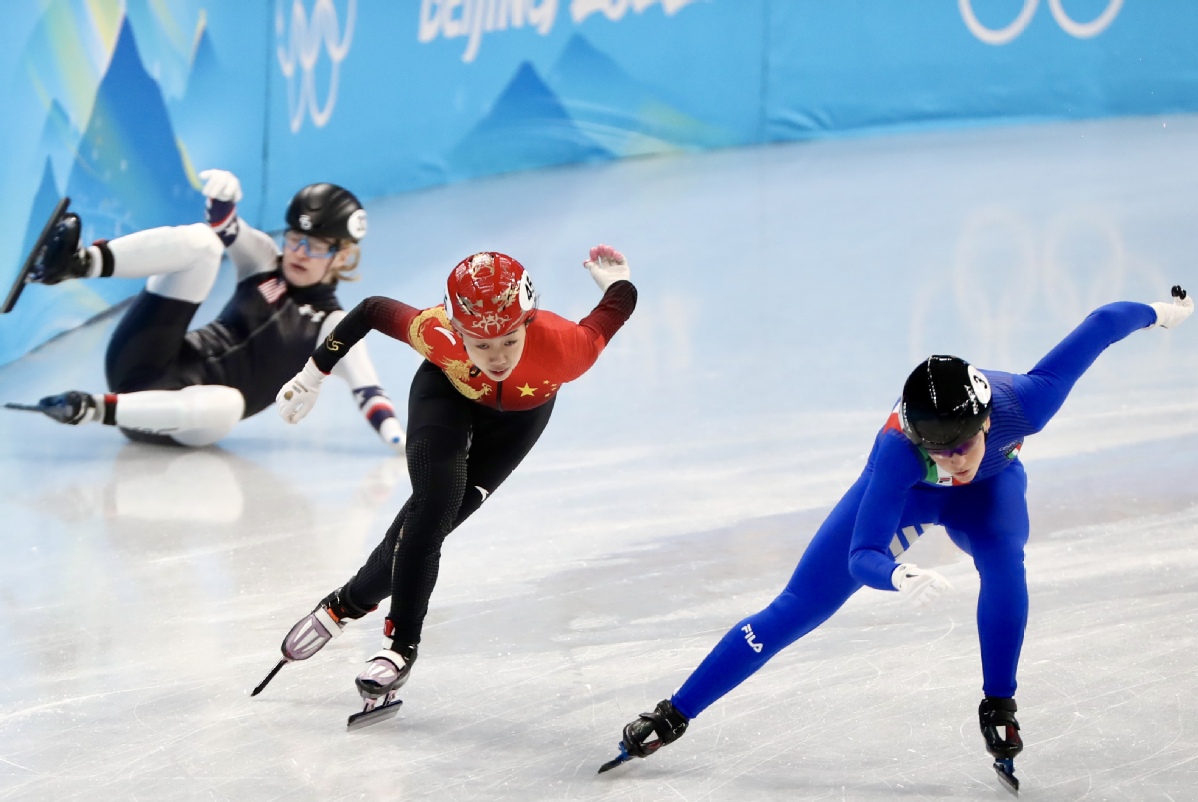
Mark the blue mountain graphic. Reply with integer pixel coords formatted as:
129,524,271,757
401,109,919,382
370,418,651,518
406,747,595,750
449,61,613,180
548,33,731,154
21,159,62,264
65,16,200,252
173,22,227,173
38,99,80,185
188,23,220,98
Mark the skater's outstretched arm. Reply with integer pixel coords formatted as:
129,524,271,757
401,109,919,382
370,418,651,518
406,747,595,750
199,169,279,281
323,296,422,359
535,245,638,383
276,296,420,424
847,438,926,590
317,310,406,452
1013,289,1190,433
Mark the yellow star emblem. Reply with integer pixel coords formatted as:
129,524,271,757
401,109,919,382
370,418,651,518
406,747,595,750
517,383,537,397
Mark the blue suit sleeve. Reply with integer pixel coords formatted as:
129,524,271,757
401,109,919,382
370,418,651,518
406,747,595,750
1012,302,1155,433
848,435,923,590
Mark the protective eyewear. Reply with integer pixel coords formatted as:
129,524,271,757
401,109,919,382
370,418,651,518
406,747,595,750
926,430,984,459
284,230,340,259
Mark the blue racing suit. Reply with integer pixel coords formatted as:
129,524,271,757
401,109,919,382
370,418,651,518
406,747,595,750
672,302,1157,718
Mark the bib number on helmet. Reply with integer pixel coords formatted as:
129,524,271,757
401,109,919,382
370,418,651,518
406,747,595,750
967,365,991,405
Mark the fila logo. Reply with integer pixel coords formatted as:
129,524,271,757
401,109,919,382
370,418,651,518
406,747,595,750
741,623,763,653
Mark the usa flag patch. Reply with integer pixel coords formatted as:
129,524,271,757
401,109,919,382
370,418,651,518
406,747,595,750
258,277,286,304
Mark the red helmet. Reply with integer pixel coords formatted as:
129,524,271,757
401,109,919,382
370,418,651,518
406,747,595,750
444,252,537,337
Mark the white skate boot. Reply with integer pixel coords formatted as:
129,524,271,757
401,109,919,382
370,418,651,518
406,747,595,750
347,633,417,730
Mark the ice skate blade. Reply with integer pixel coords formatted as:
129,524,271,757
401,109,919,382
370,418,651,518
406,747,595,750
250,659,287,697
993,758,1019,795
347,696,402,731
3,197,70,314
4,403,44,413
597,743,633,773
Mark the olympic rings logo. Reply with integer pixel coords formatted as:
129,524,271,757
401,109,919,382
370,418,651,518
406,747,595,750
958,0,1122,45
276,0,357,132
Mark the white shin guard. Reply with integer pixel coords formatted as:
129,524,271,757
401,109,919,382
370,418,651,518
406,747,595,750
104,223,224,304
114,385,245,447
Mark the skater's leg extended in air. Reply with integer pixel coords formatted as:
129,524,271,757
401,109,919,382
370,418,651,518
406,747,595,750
105,224,223,389
98,227,235,445
605,478,871,769
22,215,222,294
109,224,224,300
671,476,868,721
11,223,237,445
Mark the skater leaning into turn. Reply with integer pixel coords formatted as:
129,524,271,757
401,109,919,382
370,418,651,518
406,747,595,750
6,170,403,449
256,245,637,727
602,286,1192,792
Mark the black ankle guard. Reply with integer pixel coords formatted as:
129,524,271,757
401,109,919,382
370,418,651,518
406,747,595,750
979,695,1023,759
623,699,689,758
95,240,115,278
325,585,376,621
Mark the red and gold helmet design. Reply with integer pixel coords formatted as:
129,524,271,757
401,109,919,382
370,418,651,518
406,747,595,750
444,252,537,337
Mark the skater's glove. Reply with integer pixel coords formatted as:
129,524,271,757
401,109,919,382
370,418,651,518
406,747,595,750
199,169,243,203
1150,286,1192,329
583,244,630,292
377,416,406,453
277,358,327,423
891,563,952,608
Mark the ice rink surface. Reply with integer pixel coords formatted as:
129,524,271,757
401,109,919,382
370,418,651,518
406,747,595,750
1,116,1197,800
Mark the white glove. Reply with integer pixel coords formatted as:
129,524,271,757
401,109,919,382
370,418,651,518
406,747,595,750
199,169,244,203
1150,286,1192,329
277,358,327,424
891,563,953,608
583,243,631,292
377,416,406,453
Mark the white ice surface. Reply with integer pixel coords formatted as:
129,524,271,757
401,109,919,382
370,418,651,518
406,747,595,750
1,116,1197,800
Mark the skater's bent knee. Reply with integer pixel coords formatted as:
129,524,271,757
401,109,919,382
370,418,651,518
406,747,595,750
170,386,245,446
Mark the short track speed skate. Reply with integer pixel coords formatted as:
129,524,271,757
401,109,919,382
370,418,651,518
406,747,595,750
993,757,1019,795
346,687,403,731
346,642,416,731
4,391,99,425
598,699,689,773
251,587,374,697
3,198,73,314
979,696,1023,795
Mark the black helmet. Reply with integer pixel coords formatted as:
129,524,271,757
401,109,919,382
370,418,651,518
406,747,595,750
900,355,992,449
285,183,367,242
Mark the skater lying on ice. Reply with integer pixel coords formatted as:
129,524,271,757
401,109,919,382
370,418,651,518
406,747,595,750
255,246,637,729
599,287,1192,793
4,170,403,449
